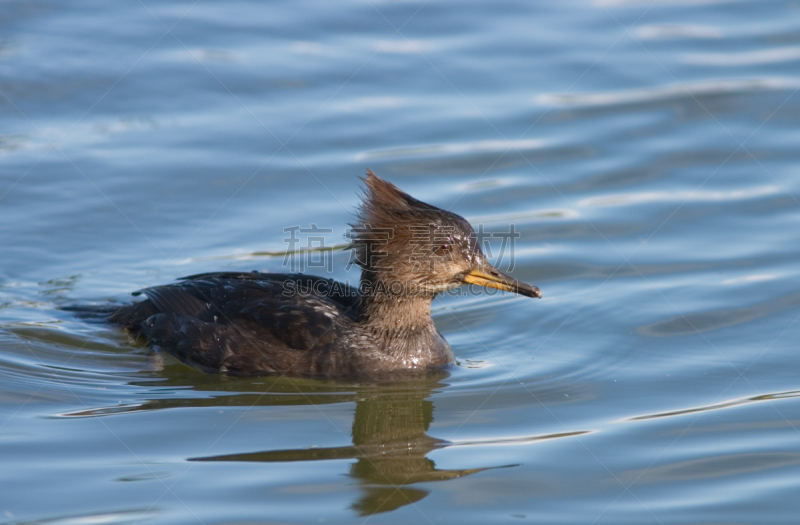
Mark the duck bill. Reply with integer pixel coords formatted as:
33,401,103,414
462,266,542,298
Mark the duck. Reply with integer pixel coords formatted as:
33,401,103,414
110,170,541,380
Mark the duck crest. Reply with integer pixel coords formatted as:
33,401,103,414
349,170,448,274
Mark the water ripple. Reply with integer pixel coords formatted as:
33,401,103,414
356,138,545,161
537,78,800,108
578,185,781,208
686,46,800,66
627,389,800,421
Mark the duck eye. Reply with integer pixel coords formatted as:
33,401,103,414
435,243,452,255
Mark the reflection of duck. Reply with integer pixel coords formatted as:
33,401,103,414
58,373,590,516
191,381,501,516
109,171,541,380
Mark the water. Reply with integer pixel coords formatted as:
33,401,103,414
1,0,799,523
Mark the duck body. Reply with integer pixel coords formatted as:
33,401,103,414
112,271,453,380
109,171,540,381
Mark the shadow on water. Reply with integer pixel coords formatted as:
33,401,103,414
61,370,512,516
188,377,503,516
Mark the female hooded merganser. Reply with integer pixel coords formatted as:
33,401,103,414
110,171,541,380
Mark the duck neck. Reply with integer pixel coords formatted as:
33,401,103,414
357,269,437,337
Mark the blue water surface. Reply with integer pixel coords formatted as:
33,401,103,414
1,0,800,523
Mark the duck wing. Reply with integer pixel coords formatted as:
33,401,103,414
111,272,360,377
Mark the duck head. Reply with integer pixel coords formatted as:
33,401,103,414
349,170,541,300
